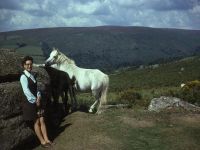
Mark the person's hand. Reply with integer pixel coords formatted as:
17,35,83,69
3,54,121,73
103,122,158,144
36,96,41,107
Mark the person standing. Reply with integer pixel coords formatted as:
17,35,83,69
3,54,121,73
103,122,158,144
20,56,53,148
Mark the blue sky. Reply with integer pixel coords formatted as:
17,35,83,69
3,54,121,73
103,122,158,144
0,0,200,32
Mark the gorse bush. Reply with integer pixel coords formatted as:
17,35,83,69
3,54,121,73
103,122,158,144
180,80,200,105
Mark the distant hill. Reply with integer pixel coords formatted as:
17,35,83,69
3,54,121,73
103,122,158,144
0,26,200,70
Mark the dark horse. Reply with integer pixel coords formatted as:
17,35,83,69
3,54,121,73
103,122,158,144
44,66,77,113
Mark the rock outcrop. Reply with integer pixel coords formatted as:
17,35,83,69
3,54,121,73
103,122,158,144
0,49,22,83
148,96,200,112
0,49,51,150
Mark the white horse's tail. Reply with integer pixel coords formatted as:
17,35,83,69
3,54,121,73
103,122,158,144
100,74,109,105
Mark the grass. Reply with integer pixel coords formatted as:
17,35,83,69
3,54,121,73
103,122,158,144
16,45,43,55
95,109,200,150
0,44,45,63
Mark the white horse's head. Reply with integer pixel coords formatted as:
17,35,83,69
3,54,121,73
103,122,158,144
45,48,76,66
45,48,60,66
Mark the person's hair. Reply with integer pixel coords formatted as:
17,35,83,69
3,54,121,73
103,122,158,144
21,56,33,66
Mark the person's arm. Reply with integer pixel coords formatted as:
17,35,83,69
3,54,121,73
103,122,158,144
20,75,37,103
36,92,41,107
37,91,41,97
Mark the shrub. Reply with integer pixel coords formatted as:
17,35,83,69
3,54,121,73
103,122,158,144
180,80,200,105
118,88,142,106
161,89,180,98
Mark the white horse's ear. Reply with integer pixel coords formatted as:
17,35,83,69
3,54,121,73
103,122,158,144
52,47,55,51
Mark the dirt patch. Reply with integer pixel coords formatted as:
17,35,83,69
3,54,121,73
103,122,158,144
119,116,155,128
46,111,120,150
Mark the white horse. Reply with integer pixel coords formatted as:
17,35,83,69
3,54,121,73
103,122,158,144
45,48,109,114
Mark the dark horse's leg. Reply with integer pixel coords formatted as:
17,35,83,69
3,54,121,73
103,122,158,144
52,88,59,109
69,86,77,112
72,87,77,110
61,90,68,114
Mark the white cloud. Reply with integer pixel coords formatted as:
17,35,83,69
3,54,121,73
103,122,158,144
70,1,100,14
107,0,144,7
22,1,39,10
191,5,200,13
0,0,199,31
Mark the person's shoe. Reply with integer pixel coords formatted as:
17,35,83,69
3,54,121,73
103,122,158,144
47,141,56,145
41,143,51,148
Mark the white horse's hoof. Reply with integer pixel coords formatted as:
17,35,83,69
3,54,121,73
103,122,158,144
89,109,93,113
96,108,105,114
96,111,102,115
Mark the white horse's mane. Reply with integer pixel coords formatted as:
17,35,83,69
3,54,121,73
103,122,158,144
54,48,76,65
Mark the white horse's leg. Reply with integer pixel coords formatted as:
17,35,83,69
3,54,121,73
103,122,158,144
96,100,102,114
89,100,98,113
89,89,100,113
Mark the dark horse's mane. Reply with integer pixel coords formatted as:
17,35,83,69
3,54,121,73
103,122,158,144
44,66,77,113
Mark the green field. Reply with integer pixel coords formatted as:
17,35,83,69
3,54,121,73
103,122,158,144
16,46,45,63
110,57,200,90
